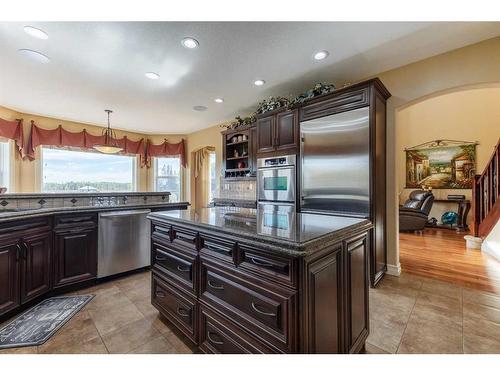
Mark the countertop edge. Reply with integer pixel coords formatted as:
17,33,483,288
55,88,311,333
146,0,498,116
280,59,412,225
0,202,190,223
147,211,372,257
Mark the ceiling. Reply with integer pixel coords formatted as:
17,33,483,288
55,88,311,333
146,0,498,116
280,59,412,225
0,22,499,134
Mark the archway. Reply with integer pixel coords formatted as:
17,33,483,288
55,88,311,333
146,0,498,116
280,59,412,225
391,84,500,291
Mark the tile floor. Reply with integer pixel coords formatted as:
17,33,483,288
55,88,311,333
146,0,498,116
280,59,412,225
1,270,499,354
366,273,500,354
0,271,195,354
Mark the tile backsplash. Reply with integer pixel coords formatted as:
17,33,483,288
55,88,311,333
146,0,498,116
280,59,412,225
218,178,256,201
0,192,172,212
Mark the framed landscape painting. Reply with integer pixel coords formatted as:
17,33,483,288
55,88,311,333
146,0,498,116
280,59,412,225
405,140,477,189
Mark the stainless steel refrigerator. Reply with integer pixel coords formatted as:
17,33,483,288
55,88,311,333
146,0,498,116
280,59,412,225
299,106,370,218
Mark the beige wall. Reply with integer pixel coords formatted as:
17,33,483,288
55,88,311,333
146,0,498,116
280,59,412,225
396,87,500,225
374,36,500,274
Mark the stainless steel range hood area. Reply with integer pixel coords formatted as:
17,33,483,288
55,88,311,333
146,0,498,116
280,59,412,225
299,106,370,218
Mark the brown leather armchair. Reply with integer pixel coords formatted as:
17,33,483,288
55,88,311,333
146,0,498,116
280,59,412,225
399,190,435,232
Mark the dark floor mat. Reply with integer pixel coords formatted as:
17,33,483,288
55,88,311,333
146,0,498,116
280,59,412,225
0,295,94,349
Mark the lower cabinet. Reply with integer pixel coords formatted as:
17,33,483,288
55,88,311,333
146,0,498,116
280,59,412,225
199,305,274,353
152,274,198,344
21,230,52,304
0,239,21,316
53,225,97,289
149,221,370,354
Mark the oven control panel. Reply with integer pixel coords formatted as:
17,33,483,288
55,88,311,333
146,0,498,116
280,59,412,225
257,154,296,169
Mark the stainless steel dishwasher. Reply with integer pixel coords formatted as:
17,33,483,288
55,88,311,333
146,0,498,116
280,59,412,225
98,209,151,278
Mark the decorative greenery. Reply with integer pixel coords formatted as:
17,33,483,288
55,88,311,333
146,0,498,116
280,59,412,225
218,82,336,129
219,114,257,130
290,83,336,106
256,96,291,114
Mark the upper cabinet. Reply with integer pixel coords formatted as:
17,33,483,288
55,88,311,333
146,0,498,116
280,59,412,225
222,124,257,179
256,109,299,155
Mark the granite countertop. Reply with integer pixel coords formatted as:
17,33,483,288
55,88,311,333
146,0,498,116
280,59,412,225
0,202,190,223
148,207,372,255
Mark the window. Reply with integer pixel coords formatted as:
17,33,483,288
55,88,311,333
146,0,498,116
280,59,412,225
0,141,10,190
208,152,216,203
154,156,181,201
41,147,137,193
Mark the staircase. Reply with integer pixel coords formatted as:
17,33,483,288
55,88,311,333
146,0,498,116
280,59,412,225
473,138,500,238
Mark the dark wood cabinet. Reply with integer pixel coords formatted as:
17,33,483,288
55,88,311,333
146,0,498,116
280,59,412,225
256,115,275,154
249,126,258,176
149,220,370,354
0,239,21,316
299,79,390,287
256,109,298,155
346,234,369,353
20,230,52,304
222,124,256,179
275,110,299,152
53,224,97,289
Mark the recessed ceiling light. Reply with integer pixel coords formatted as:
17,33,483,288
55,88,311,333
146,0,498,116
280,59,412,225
314,50,329,60
24,26,48,40
193,105,207,111
145,72,160,80
18,49,50,63
181,37,199,49
254,79,265,86
214,98,224,103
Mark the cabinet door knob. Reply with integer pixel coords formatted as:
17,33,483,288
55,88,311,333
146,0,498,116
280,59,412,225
207,280,224,290
207,331,224,345
15,243,21,262
155,255,167,261
251,302,277,317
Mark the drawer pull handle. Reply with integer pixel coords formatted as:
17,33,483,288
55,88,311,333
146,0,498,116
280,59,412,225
249,257,274,268
207,331,224,345
155,291,166,298
251,302,277,317
177,265,190,272
177,307,190,317
155,255,167,261
208,280,224,290
205,244,230,254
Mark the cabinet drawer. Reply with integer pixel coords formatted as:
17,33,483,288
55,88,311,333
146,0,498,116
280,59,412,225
54,213,97,230
152,242,197,295
152,275,198,344
200,234,235,264
199,305,274,353
238,244,297,288
171,226,199,250
300,87,369,121
151,222,172,240
200,261,296,352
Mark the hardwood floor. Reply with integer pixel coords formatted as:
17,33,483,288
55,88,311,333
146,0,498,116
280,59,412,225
400,229,500,294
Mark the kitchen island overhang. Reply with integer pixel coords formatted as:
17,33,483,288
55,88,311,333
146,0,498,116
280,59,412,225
147,207,373,353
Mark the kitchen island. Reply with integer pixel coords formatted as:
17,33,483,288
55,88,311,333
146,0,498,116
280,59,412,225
148,207,372,353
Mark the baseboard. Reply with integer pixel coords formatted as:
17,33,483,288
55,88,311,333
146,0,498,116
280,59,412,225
386,263,401,276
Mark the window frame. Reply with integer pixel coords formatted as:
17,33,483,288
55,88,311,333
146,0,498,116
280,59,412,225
208,151,217,203
152,155,184,201
0,139,12,192
39,146,139,193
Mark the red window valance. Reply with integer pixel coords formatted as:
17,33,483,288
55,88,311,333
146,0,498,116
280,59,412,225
145,138,186,168
25,122,146,165
0,117,24,157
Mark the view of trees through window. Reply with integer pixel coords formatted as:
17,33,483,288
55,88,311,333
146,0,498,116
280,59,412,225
42,147,136,193
155,156,181,201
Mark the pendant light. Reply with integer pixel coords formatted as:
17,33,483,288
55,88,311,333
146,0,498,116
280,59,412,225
93,109,123,154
